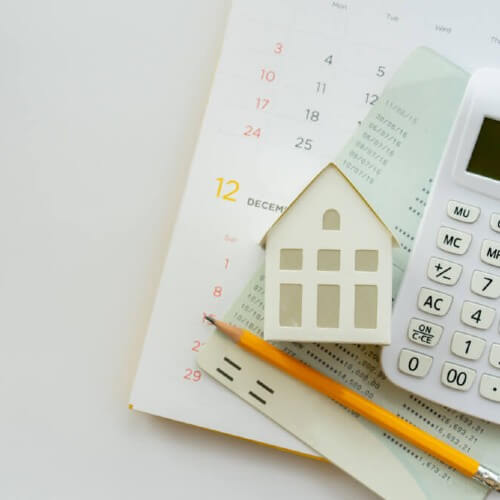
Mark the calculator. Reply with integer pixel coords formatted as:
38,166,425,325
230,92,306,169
381,69,500,424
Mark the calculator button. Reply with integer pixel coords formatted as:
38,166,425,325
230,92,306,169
450,331,486,360
479,374,500,402
398,349,432,378
417,288,453,316
427,257,462,286
471,270,500,299
407,318,443,347
489,344,500,370
480,240,500,268
437,227,472,255
491,214,500,233
447,200,480,223
460,301,496,329
441,362,475,391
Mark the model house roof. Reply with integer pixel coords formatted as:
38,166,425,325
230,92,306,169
260,163,400,248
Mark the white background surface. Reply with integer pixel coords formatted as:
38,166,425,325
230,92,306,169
0,1,375,499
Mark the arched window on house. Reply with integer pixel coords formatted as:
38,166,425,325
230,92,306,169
322,209,340,230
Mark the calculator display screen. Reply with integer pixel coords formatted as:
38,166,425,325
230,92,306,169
466,117,500,181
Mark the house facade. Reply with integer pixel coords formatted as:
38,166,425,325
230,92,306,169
262,164,396,344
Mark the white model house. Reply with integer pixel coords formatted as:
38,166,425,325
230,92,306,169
261,163,398,344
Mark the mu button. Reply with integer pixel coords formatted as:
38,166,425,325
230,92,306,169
447,200,480,223
417,287,453,317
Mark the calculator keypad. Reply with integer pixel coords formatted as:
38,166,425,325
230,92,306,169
417,287,453,316
441,362,476,391
470,270,500,298
393,200,500,416
427,257,462,285
437,227,472,255
460,301,496,329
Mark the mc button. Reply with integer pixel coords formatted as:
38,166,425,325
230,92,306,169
437,226,472,255
417,288,453,317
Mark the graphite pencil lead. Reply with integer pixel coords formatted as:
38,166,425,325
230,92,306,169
205,315,216,325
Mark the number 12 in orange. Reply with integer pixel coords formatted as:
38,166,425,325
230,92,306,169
215,178,239,202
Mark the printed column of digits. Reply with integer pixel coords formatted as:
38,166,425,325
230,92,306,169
185,40,281,385
189,41,283,383
194,42,280,381
366,63,387,105
216,40,285,310
246,41,283,140
353,59,390,130
186,145,246,382
212,174,241,319
187,34,266,383
293,52,332,154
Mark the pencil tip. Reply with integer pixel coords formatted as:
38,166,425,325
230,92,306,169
205,315,216,325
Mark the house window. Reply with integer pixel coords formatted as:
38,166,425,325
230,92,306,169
279,284,302,326
322,209,340,230
354,285,378,328
355,250,378,271
317,285,340,328
317,249,340,270
280,249,303,270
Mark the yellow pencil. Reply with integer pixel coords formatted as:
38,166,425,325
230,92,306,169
205,316,500,491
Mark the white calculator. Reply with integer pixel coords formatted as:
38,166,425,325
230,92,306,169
381,69,500,424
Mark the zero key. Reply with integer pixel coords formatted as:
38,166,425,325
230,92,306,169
398,349,433,378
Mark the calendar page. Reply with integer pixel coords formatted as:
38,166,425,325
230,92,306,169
130,0,500,465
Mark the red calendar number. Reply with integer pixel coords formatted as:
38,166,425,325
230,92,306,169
213,286,223,297
256,97,270,110
224,258,229,269
192,340,203,352
274,42,283,54
243,125,261,138
260,69,276,82
184,368,202,382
